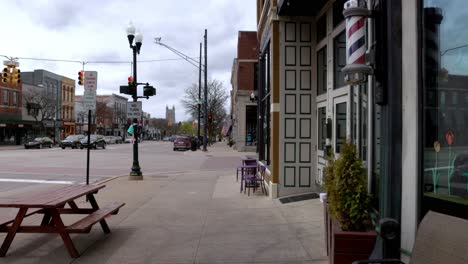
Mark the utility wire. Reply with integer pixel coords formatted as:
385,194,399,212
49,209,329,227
0,54,200,65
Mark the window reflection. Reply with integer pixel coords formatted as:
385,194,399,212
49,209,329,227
335,102,347,153
423,1,468,203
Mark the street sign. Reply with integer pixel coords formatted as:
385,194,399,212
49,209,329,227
127,101,142,119
83,71,97,113
84,71,97,91
83,90,96,112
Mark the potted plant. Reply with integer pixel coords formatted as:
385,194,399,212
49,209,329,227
323,141,376,264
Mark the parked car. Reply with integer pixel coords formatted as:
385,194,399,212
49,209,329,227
80,135,106,149
104,136,116,144
24,137,53,149
162,136,170,141
114,136,123,144
59,135,84,149
123,137,132,143
173,137,191,151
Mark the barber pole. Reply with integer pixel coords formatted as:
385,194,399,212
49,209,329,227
342,0,372,85
346,2,366,64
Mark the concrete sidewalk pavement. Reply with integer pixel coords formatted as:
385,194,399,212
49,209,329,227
1,143,327,264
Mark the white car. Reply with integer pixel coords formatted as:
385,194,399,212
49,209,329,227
124,138,132,143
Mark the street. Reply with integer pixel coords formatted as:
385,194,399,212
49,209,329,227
0,141,230,195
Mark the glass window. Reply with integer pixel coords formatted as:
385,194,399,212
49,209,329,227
333,0,346,28
317,47,327,95
317,15,327,42
318,107,326,150
259,45,271,165
335,102,347,153
12,92,17,106
3,90,8,105
334,31,347,89
422,1,468,212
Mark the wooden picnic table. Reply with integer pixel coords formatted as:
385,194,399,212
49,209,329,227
0,184,124,258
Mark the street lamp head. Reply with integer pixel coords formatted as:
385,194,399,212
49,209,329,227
135,32,143,54
154,37,162,44
126,22,136,47
250,91,257,102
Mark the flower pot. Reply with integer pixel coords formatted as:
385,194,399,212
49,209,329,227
330,219,377,264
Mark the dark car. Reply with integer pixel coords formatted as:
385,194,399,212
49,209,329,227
173,137,191,151
80,135,106,149
24,137,53,149
60,135,84,149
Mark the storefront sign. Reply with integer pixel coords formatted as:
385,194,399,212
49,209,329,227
18,124,23,128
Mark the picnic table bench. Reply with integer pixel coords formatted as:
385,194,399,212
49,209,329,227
0,184,124,258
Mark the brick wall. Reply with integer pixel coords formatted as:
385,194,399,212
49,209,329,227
237,31,259,91
238,31,258,60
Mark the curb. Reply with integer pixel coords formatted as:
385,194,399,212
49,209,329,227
95,175,125,185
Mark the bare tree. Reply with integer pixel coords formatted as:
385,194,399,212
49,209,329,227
96,101,113,135
23,85,57,134
181,79,229,141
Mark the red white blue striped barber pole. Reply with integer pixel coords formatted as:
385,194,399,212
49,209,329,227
345,0,366,65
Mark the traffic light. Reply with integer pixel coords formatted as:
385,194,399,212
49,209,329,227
143,85,156,97
78,71,84,85
11,68,20,85
128,76,136,97
2,68,10,84
208,114,213,123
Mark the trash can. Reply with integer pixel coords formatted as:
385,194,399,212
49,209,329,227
191,137,197,151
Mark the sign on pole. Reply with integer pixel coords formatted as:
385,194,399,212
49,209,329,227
83,71,97,113
127,101,142,120
84,71,97,91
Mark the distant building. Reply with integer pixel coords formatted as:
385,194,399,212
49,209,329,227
165,105,175,125
22,69,71,143
0,64,24,145
76,94,128,137
230,31,258,152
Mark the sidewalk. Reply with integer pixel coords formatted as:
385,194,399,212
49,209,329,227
2,143,327,264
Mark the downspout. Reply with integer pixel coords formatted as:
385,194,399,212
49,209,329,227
367,0,375,192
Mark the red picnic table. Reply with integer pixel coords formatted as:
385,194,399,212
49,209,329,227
0,184,124,258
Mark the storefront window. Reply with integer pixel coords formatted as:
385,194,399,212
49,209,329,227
318,107,326,150
333,0,346,28
317,47,327,95
317,15,327,43
422,1,468,211
259,45,271,165
334,31,346,89
335,102,347,153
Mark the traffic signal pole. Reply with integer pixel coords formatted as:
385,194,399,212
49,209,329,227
203,29,208,151
198,42,202,148
129,43,142,179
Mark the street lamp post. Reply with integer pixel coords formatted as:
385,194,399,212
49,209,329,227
126,21,143,180
53,116,56,145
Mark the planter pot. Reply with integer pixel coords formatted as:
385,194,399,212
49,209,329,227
330,219,377,264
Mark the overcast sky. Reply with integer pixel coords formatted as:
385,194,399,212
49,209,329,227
0,0,256,121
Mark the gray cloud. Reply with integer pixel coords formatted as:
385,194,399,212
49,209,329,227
0,0,256,121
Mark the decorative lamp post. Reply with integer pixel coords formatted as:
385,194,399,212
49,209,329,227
53,116,56,145
126,21,143,180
